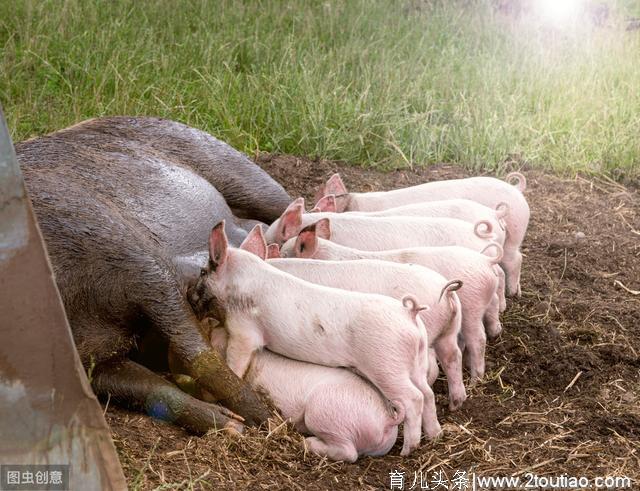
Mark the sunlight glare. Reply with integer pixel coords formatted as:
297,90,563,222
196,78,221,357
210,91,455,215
537,0,583,24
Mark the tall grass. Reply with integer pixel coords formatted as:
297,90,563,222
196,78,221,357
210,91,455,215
1,0,639,177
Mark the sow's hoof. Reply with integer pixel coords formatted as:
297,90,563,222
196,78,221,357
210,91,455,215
223,420,245,436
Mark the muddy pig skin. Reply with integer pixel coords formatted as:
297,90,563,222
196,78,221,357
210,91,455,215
281,224,503,380
264,199,496,253
316,172,529,297
62,116,291,224
191,222,440,456
261,256,466,410
19,116,291,253
209,328,399,463
15,117,291,432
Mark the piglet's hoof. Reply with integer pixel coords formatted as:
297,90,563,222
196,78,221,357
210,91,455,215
424,423,443,441
449,396,466,412
467,371,484,386
486,325,503,340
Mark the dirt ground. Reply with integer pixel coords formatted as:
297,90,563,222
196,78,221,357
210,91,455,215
106,155,640,490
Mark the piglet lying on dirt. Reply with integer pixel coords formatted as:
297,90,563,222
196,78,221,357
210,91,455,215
190,222,439,456
257,242,466,410
315,172,529,297
208,327,400,462
264,198,496,254
280,221,503,380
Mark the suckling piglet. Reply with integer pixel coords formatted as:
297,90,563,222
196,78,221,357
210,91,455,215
190,222,439,456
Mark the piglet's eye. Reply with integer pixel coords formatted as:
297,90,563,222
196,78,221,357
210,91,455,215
200,268,207,277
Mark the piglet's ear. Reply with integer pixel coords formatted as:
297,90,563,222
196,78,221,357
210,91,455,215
295,223,319,258
312,194,336,213
314,182,327,204
285,197,305,212
279,204,304,242
315,218,331,240
266,243,281,259
325,173,347,196
208,221,229,270
239,224,267,260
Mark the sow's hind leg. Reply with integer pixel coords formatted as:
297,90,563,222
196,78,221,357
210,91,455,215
181,142,291,223
138,117,292,223
140,279,272,427
92,358,244,434
53,116,291,223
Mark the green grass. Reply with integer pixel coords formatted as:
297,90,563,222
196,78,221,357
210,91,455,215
1,0,639,178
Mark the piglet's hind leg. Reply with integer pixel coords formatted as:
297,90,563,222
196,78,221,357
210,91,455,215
483,294,502,339
305,436,359,463
412,350,442,438
461,314,487,380
387,382,423,456
433,337,466,411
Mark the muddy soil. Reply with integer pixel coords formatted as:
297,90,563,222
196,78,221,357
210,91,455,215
107,155,640,490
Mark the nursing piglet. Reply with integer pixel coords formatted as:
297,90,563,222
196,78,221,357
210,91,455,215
311,196,507,310
280,221,503,379
316,172,529,297
191,222,439,456
264,199,496,253
314,195,507,249
209,328,400,462
250,244,466,409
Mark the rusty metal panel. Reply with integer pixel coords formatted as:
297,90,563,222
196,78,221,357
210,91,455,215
0,107,127,490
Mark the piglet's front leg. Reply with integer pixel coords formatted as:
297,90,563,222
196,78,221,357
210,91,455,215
225,317,262,378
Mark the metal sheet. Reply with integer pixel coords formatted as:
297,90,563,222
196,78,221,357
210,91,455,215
0,107,127,490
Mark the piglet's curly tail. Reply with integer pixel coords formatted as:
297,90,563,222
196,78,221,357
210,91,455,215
402,294,429,321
